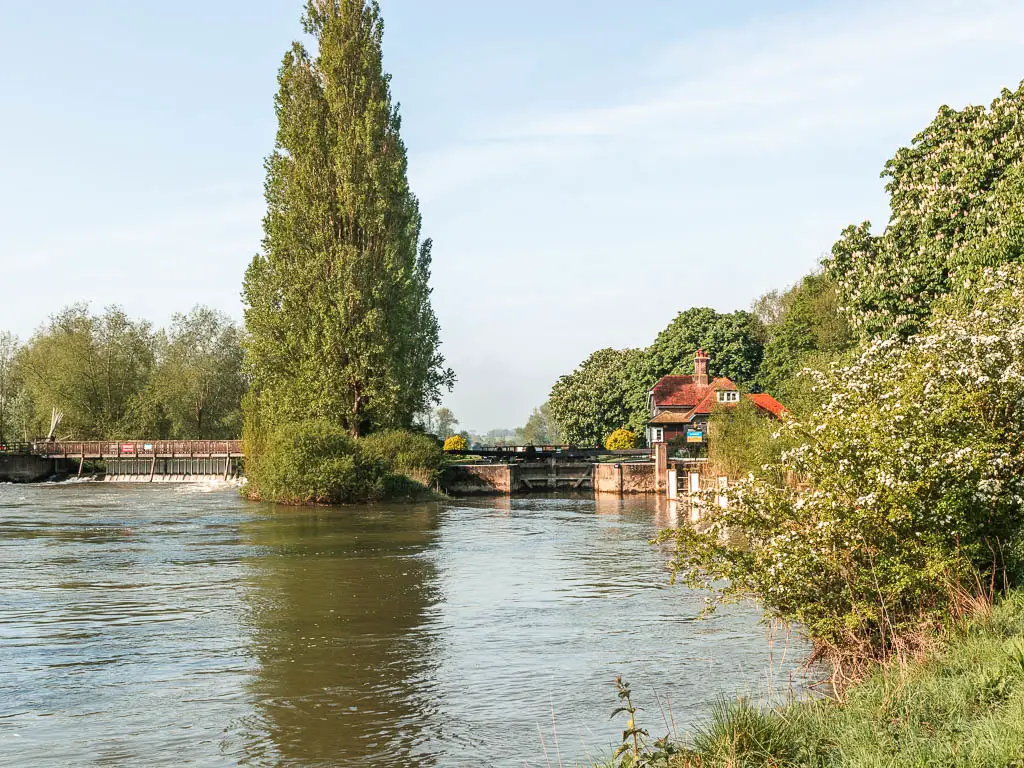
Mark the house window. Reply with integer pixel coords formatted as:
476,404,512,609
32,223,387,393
649,427,664,444
717,391,740,403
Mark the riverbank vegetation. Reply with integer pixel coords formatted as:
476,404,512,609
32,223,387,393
597,80,1024,765
602,591,1024,767
239,0,454,504
0,304,245,442
242,421,443,505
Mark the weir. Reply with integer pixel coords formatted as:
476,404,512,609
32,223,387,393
27,440,244,482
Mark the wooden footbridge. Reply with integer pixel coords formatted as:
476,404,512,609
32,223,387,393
32,440,244,481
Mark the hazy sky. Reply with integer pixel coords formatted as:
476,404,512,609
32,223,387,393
2,0,1023,432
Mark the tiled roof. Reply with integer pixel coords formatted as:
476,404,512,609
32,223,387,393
649,410,695,424
651,375,736,407
649,374,788,424
690,387,721,416
745,393,788,418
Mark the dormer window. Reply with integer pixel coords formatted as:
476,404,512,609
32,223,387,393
717,390,740,403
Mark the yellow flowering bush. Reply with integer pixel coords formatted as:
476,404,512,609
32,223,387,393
442,434,467,452
604,428,638,450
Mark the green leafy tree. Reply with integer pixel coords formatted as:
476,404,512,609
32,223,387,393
647,307,764,385
827,81,1024,339
0,331,23,442
548,348,649,446
433,407,458,438
242,0,453,443
758,273,854,406
152,307,246,439
17,304,155,439
519,402,561,445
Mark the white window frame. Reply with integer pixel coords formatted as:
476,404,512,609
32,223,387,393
716,390,740,403
649,427,664,444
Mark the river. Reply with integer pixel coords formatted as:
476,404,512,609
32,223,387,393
0,483,806,767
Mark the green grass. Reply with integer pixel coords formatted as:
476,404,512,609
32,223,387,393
601,590,1024,767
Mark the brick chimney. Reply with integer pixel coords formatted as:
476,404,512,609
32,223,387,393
694,349,710,388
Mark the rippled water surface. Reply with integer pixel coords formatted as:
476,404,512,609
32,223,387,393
0,483,805,766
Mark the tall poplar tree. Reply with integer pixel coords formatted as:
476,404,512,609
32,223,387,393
243,0,453,439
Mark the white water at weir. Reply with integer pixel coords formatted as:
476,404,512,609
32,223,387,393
0,484,809,767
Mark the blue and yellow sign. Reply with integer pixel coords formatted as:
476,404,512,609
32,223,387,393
686,430,704,443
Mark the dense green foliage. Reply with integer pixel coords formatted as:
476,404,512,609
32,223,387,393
548,348,649,445
647,307,764,384
827,82,1024,339
359,429,444,487
659,82,1024,677
3,304,244,441
242,0,452,445
243,420,389,505
601,591,1024,767
244,420,442,504
757,273,854,407
706,401,786,483
518,403,561,445
151,307,246,439
666,265,1024,677
16,305,155,438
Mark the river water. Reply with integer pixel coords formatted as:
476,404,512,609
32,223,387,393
0,483,806,767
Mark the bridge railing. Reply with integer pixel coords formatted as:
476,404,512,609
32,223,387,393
34,440,244,458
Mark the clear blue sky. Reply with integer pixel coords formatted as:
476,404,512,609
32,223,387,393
2,0,1022,431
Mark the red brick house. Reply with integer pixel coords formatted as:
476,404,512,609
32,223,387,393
646,349,786,447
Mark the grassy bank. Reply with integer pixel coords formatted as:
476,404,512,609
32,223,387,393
600,591,1024,767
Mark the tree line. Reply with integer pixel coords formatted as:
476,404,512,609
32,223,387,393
544,289,853,446
0,304,245,443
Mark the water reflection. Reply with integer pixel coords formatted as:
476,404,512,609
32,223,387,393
0,486,808,768
240,505,443,766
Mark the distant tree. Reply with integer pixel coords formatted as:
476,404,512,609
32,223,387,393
0,331,22,442
646,307,765,386
18,304,155,439
827,81,1024,339
750,289,789,335
434,407,458,438
242,0,453,441
548,348,650,446
519,403,561,445
152,307,246,439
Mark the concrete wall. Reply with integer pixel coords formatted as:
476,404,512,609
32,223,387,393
0,455,70,483
442,464,515,495
593,463,622,494
622,463,656,493
594,463,656,494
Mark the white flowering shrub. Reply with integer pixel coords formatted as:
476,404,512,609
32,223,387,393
664,267,1024,672
828,82,1024,339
